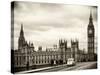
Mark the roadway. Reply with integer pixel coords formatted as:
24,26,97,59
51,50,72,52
27,61,97,73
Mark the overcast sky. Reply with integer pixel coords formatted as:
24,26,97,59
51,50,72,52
12,2,97,52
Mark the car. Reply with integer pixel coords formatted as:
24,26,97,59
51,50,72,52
67,58,76,66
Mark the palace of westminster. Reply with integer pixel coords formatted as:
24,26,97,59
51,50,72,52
12,11,97,71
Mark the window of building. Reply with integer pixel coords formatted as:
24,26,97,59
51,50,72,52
48,60,49,63
42,60,43,63
39,60,40,64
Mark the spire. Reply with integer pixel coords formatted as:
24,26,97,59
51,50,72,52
89,9,93,24
18,23,25,49
20,23,24,36
21,23,23,31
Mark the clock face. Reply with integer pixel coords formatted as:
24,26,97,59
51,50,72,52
89,29,92,34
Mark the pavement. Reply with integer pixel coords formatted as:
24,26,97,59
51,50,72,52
16,61,97,74
16,64,68,74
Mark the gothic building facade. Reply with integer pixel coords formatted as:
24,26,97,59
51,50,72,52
14,25,86,70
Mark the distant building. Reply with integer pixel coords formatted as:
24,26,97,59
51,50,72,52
71,39,79,62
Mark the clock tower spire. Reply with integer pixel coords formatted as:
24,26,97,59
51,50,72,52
87,9,95,61
89,9,93,25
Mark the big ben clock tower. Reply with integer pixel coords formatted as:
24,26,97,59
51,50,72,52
87,11,95,61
